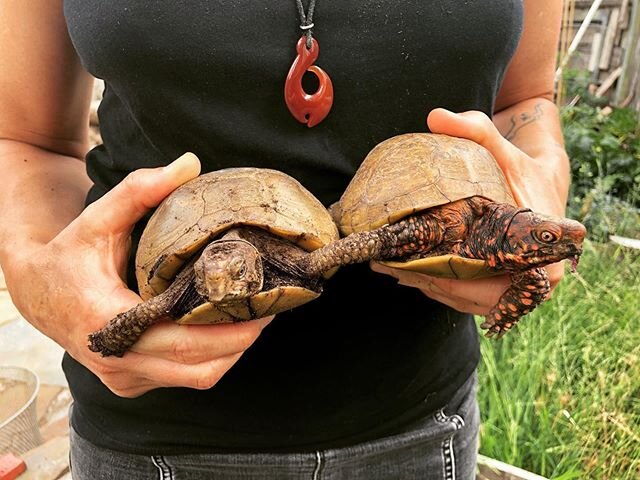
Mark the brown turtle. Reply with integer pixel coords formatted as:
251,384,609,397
328,132,587,337
88,166,341,357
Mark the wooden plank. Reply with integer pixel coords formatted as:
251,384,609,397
596,66,624,95
576,0,629,7
599,7,621,69
610,45,624,67
634,71,640,110
619,0,631,28
556,0,606,81
615,0,630,44
610,235,640,249
588,31,604,71
477,455,549,480
615,0,640,105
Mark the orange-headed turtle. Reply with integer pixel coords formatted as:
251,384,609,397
328,133,586,338
88,165,340,357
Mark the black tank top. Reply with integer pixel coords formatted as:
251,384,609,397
63,0,523,454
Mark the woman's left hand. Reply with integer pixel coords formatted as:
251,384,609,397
371,107,569,317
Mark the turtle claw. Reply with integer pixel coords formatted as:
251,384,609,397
87,333,128,358
483,327,500,339
480,320,493,330
483,327,506,340
481,317,513,339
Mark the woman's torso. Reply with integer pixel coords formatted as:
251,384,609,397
63,0,522,454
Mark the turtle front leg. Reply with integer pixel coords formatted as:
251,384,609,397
480,267,549,338
87,293,176,357
88,266,196,357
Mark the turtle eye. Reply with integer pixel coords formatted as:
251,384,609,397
228,257,247,278
537,230,559,244
233,260,247,278
237,263,247,277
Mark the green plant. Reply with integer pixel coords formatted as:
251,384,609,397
563,105,640,203
560,69,640,242
478,241,640,479
566,179,640,243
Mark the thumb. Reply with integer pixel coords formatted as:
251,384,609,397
426,108,519,167
427,108,527,206
80,152,201,236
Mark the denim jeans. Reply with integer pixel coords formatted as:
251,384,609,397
70,372,479,480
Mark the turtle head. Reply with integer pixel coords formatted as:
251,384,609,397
503,211,587,269
193,239,264,303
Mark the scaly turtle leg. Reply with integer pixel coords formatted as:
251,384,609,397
88,265,196,357
481,267,550,338
304,214,447,275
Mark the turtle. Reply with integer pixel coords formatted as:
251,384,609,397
89,135,586,357
327,132,587,338
88,166,341,357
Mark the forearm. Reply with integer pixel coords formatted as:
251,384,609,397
493,98,570,216
493,96,564,153
0,139,92,268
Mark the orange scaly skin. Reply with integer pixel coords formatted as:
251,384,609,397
481,268,549,337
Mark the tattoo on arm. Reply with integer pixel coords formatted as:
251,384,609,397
503,103,544,141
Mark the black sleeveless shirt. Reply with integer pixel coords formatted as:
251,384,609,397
63,1,523,454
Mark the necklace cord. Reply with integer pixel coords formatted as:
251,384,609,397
296,0,316,48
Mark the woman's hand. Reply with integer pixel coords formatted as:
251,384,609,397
372,107,569,318
4,153,273,398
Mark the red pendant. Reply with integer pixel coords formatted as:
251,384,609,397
284,36,334,128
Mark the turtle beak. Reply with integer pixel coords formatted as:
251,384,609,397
205,282,233,303
565,220,586,271
570,253,580,272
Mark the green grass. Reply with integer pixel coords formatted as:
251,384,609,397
477,241,640,479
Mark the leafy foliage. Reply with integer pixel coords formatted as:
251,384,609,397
560,70,640,242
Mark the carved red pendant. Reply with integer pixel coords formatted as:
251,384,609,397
284,36,334,128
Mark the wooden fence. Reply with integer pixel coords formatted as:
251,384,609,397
557,0,640,108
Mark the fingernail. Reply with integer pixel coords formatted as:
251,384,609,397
434,107,456,118
164,152,201,180
258,315,275,329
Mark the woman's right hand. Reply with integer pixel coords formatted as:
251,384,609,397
3,153,273,398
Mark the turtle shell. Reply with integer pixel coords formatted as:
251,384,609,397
332,133,516,279
136,165,339,324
